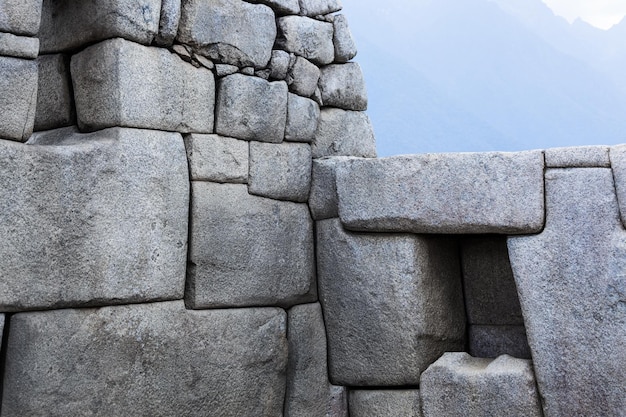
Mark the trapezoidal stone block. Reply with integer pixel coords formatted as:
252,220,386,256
35,53,75,131
349,390,421,417
1,301,288,417
187,182,316,308
336,151,545,234
276,16,334,66
0,127,188,312
71,38,215,133
317,218,465,386
318,62,367,111
0,0,42,36
508,168,626,417
184,133,248,183
0,55,37,142
312,108,376,159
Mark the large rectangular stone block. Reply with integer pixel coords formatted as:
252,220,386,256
317,218,465,386
0,127,188,312
187,182,316,308
349,390,421,417
0,0,42,36
71,38,215,133
35,53,75,131
0,56,37,142
336,151,545,234
184,133,248,183
2,301,288,416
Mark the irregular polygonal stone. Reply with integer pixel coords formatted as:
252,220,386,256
333,14,357,63
2,301,287,416
187,182,316,308
0,56,37,142
215,63,238,76
215,73,287,143
248,0,299,15
288,56,320,97
312,108,376,158
469,325,531,359
420,353,543,417
285,93,320,142
319,63,367,111
249,141,312,202
608,144,626,228
545,145,609,167
309,156,355,220
0,127,188,312
317,219,465,386
299,0,341,16
0,0,42,36
35,54,74,131
508,168,626,417
155,0,181,46
177,0,275,68
337,151,545,234
0,32,39,59
276,16,334,66
71,38,214,133
184,134,248,183
349,390,421,417
270,49,291,80
461,236,524,325
40,0,161,53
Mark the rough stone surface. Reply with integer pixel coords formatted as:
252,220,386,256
0,56,37,142
332,14,357,63
155,0,181,46
0,32,39,59
349,390,421,417
319,63,367,111
420,353,543,417
461,236,524,325
0,0,42,36
248,0,299,15
71,38,215,133
215,63,238,76
317,219,465,386
288,56,320,97
285,93,320,142
0,127,189,312
469,325,531,359
40,0,161,53
215,73,287,143
2,301,288,417
276,16,334,65
177,0,276,68
299,0,341,16
545,145,609,167
248,141,312,202
187,182,316,308
608,144,626,228
35,54,74,131
269,49,291,80
312,108,376,158
309,156,355,220
328,385,349,417
336,151,545,234
508,168,626,417
184,134,248,183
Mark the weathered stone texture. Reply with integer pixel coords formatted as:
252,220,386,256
40,0,161,53
309,156,355,220
0,56,37,142
469,325,531,359
312,108,376,158
35,54,74,131
177,0,276,68
508,168,626,417
2,302,288,417
420,353,543,417
0,127,189,312
319,63,367,110
0,0,42,36
299,0,341,16
336,151,545,234
609,144,626,228
248,0,299,15
184,134,248,183
545,145,609,167
155,0,181,46
317,219,465,386
269,49,291,80
215,73,287,143
349,390,421,417
288,56,320,97
333,14,357,63
71,38,215,133
285,93,320,142
187,182,316,308
0,32,39,59
276,16,334,65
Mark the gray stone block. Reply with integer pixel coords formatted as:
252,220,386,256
420,353,543,417
2,301,288,416
609,144,626,228
215,73,287,143
177,0,276,68
184,134,248,183
0,32,39,59
187,182,316,308
155,0,181,46
0,0,42,36
0,127,188,312
276,16,334,65
285,93,320,142
508,167,626,417
215,63,238,77
332,14,357,63
545,145,609,167
461,236,524,325
71,38,215,133
40,0,161,53
309,156,355,220
0,56,37,142
469,325,531,359
248,0,299,15
312,108,376,158
35,54,74,131
349,390,421,417
336,151,545,234
288,56,320,97
317,219,465,386
270,49,291,80
299,0,341,16
249,141,312,202
328,385,349,417
319,63,367,111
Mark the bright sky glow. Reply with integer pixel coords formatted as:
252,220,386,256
542,0,626,29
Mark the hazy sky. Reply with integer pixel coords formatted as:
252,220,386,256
542,0,626,29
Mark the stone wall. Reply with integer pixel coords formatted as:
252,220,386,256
0,1,623,416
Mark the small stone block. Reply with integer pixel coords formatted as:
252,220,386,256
184,134,248,183
333,14,357,63
309,156,355,220
0,32,39,59
299,0,342,16
35,54,75,131
270,49,291,80
288,56,320,97
312,108,376,158
349,390,421,417
276,16,334,66
285,93,320,142
0,0,43,36
545,145,609,167
318,62,367,111
155,0,181,46
0,56,37,142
